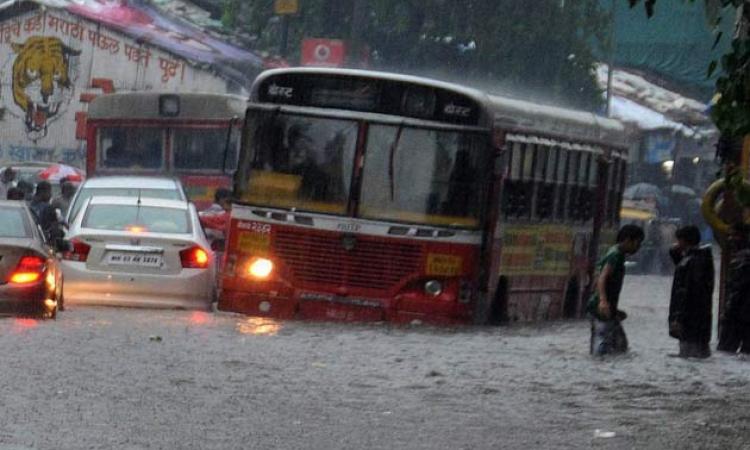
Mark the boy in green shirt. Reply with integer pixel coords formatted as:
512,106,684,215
588,224,644,356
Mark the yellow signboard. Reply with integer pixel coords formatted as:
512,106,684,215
275,0,299,15
499,225,573,276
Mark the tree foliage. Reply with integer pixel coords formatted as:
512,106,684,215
629,0,750,135
225,0,610,111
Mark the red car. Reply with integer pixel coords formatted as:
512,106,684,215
0,200,63,318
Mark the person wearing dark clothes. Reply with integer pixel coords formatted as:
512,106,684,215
202,188,233,215
16,179,34,201
668,226,714,358
587,224,645,356
29,181,61,241
6,186,25,200
717,223,750,354
51,180,76,217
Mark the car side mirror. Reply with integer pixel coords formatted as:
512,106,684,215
55,238,71,253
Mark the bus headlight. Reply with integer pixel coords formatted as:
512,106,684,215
248,258,274,280
424,280,443,297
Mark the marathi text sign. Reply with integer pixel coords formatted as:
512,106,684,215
499,225,573,276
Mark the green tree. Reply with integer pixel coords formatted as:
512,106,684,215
628,0,750,135
225,0,610,111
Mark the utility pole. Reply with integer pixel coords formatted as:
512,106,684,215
349,0,366,67
605,0,617,117
280,16,291,58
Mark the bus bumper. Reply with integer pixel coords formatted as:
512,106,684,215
218,289,473,325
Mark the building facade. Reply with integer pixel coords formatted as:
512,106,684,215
0,0,261,169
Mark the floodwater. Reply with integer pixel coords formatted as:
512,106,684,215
0,275,747,449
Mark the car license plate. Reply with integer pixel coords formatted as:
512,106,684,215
106,252,162,268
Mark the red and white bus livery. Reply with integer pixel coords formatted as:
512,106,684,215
219,68,628,324
85,92,245,208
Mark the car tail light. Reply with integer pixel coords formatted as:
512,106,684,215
180,246,210,269
9,255,46,284
62,239,91,262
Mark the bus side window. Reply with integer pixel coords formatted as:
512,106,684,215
586,152,599,222
578,152,592,222
502,141,519,218
608,159,622,225
555,147,568,222
566,151,580,222
501,141,532,219
535,145,555,221
520,143,534,219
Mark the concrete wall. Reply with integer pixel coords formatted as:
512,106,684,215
0,8,235,169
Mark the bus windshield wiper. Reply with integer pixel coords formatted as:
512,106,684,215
388,123,405,201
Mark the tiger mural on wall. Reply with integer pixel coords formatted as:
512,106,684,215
8,36,81,139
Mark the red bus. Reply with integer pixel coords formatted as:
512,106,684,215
85,92,245,208
219,68,628,324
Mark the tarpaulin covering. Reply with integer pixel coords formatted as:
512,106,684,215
611,95,689,133
601,0,735,100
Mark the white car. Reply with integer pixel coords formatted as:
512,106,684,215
66,176,187,224
61,196,214,310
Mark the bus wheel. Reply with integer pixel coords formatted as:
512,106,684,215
487,276,509,325
563,277,579,319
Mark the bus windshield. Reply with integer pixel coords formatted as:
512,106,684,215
99,127,239,172
173,128,239,171
239,112,358,215
99,127,164,170
359,125,488,228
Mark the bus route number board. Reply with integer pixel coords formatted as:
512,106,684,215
237,222,272,255
426,254,462,277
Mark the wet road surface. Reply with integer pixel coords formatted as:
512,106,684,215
0,275,748,449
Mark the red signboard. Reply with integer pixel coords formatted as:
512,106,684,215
300,39,346,67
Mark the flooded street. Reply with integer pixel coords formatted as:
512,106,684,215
0,0,739,448
0,275,748,450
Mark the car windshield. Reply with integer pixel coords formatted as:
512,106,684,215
0,207,29,238
237,112,358,215
359,125,488,228
69,187,182,222
83,204,190,234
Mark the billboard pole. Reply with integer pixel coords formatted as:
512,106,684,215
280,16,290,58
275,0,298,59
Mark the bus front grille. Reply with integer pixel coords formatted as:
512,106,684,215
274,231,422,291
